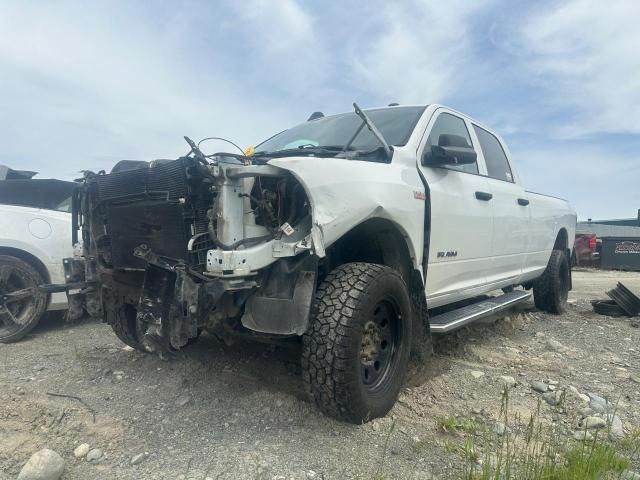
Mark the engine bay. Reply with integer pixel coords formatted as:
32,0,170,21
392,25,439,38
71,152,317,353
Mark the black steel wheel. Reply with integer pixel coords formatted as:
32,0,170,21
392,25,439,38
302,263,412,424
360,299,402,392
0,255,47,343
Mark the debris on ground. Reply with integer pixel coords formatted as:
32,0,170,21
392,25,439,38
1,269,640,479
592,282,640,317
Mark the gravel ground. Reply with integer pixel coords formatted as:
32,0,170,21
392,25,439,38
1,269,639,479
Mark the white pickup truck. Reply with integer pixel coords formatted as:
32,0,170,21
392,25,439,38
65,104,576,423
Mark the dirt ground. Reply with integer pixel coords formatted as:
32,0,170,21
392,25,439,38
1,269,640,480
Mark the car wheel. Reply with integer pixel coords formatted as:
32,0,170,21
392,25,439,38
301,263,412,423
110,303,148,352
533,250,570,315
0,255,48,343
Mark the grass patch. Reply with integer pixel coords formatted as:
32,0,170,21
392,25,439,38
438,387,638,479
437,415,480,434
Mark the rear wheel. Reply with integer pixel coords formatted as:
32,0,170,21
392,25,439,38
533,250,570,314
0,255,48,343
302,263,412,423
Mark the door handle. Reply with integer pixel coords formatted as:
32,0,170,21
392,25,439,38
517,198,530,206
475,191,493,201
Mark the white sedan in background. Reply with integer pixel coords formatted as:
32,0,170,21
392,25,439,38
0,168,75,342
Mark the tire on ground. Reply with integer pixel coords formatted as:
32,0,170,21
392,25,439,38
0,255,48,343
302,262,412,423
533,249,570,315
110,303,147,352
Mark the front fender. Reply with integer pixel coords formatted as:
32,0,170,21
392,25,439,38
269,157,425,271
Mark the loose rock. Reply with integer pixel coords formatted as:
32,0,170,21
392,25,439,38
583,416,607,429
130,452,148,465
542,391,562,406
621,471,640,480
588,393,610,413
531,381,548,393
493,422,510,436
500,376,516,388
175,393,192,407
607,414,624,441
86,448,103,462
18,449,65,480
73,443,90,459
573,430,593,441
470,370,485,379
578,407,594,417
546,339,566,352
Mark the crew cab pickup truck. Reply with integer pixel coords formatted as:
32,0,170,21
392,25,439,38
63,104,576,423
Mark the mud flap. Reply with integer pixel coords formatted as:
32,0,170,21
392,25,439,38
241,256,317,335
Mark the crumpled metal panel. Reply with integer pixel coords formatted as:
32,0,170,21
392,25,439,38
269,152,425,272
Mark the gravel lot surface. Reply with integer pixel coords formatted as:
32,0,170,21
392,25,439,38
1,269,639,479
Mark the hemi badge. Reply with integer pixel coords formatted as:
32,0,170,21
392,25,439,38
413,191,426,201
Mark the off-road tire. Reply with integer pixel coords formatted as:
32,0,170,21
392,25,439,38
110,303,147,352
302,263,412,423
0,255,48,343
533,250,570,314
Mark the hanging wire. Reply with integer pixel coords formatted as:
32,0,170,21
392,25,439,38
197,137,246,156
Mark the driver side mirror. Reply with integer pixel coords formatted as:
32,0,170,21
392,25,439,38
423,134,477,166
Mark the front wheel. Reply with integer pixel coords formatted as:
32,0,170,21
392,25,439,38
533,249,570,314
109,303,148,352
301,263,412,423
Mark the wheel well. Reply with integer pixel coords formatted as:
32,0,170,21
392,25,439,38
553,228,569,252
323,218,432,362
0,247,51,284
324,218,415,284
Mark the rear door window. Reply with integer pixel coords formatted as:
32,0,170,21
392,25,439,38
473,125,514,182
426,113,478,174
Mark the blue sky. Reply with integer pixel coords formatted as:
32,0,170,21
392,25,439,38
1,0,638,220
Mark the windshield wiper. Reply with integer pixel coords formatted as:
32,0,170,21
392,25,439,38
252,145,344,158
345,103,392,159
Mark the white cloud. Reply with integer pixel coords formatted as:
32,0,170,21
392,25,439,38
0,2,298,178
350,0,490,105
499,0,640,137
0,0,637,221
231,0,315,53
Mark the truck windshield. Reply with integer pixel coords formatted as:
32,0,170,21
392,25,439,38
256,106,426,156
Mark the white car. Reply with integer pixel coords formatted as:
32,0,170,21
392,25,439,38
68,103,577,423
0,174,75,342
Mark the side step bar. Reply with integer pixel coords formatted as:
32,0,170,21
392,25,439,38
430,290,531,334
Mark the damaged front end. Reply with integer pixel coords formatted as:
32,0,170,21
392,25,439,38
68,152,319,354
